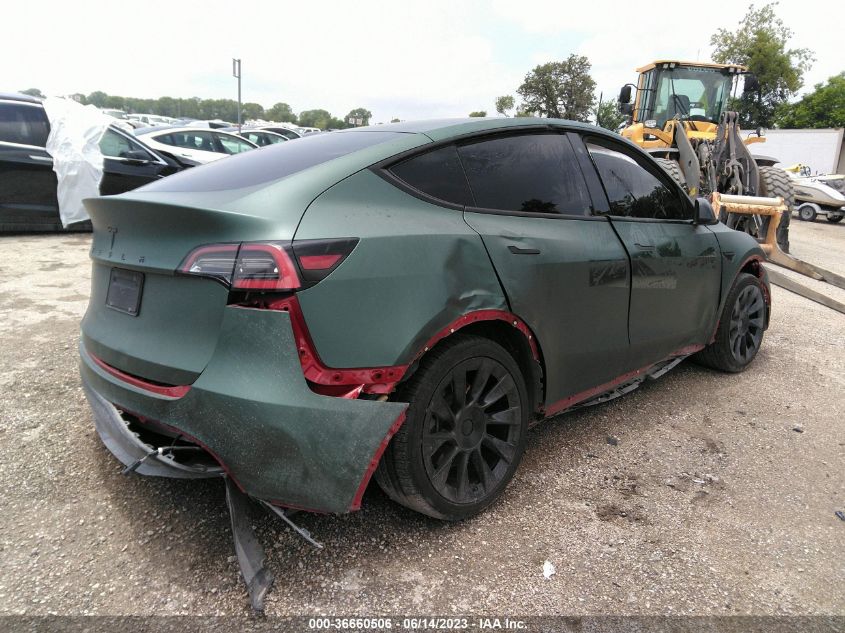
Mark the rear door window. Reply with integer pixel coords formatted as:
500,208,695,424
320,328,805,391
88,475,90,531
457,133,590,215
0,102,50,147
389,145,473,206
586,140,690,220
215,133,254,154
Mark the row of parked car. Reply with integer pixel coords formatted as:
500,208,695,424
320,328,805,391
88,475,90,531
0,93,314,231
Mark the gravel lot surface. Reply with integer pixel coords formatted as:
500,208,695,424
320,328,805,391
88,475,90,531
0,221,843,618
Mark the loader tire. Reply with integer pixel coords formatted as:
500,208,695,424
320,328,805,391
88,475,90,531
654,158,686,189
758,166,794,253
827,215,843,223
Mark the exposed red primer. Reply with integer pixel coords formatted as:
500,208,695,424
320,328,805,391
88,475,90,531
542,344,705,418
89,353,191,399
349,410,407,511
260,297,540,396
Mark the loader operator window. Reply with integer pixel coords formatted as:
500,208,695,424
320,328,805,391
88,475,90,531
648,68,733,128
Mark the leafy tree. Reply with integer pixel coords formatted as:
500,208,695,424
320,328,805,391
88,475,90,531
298,109,333,129
594,100,626,131
344,107,372,126
267,102,297,124
20,88,44,98
710,2,814,128
242,102,265,120
86,91,108,107
390,118,401,123
517,55,596,121
775,72,845,128
468,111,487,117
495,95,515,117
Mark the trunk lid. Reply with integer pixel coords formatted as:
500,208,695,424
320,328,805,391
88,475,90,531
81,190,306,386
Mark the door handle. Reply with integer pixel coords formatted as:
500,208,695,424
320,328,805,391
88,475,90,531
508,245,541,255
29,155,52,162
634,242,654,249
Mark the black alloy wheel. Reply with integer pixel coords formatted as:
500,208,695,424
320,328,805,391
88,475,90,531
374,335,530,521
422,357,522,505
728,284,766,365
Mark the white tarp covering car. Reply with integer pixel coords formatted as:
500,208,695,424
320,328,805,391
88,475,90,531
42,97,111,227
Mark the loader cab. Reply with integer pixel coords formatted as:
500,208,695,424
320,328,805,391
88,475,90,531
620,61,744,131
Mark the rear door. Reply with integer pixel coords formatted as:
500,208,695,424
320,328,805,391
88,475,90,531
454,130,632,406
0,100,59,230
580,135,721,364
98,127,175,194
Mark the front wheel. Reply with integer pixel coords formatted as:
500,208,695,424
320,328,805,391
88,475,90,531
693,273,767,373
375,335,529,521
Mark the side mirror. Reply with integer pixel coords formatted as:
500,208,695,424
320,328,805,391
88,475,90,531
121,149,150,163
618,85,632,104
694,197,718,225
743,74,760,94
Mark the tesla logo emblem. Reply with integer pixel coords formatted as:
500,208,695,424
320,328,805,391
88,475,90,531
107,226,118,251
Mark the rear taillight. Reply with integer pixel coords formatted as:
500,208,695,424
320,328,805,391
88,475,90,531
178,238,358,290
292,238,359,282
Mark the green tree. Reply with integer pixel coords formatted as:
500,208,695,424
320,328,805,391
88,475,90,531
710,2,814,128
267,102,297,123
298,109,333,129
20,88,44,98
594,99,626,131
390,118,401,123
344,107,372,126
495,95,515,117
242,102,265,120
468,111,487,117
517,55,596,121
86,91,108,107
775,72,845,128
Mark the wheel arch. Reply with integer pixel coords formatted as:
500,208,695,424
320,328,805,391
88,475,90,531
398,311,546,416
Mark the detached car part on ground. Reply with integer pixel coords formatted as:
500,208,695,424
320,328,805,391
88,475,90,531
79,118,771,608
0,93,196,232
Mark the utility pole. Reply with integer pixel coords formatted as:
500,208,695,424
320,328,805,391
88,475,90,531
232,58,242,132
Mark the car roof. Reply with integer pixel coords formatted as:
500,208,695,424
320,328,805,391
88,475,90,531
0,92,43,104
337,117,605,142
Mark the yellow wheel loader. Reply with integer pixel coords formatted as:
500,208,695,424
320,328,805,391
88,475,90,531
617,60,794,253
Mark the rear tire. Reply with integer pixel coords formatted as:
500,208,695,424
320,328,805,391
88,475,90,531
693,273,767,373
758,166,794,252
375,335,529,521
798,204,818,222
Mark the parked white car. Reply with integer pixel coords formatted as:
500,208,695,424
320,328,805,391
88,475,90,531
134,127,257,164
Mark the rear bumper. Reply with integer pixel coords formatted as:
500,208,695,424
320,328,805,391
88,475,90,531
80,305,407,513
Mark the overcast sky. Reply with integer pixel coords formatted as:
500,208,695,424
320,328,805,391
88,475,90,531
3,0,840,123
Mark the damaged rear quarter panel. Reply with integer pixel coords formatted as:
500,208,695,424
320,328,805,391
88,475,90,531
293,168,508,368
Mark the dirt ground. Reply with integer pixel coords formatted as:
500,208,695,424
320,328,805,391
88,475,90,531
0,219,843,618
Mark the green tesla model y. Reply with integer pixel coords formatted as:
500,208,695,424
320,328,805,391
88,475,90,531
80,118,770,522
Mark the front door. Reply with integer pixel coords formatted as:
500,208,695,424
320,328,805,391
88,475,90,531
581,136,722,364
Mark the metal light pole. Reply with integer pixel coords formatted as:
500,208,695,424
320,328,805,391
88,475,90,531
232,58,242,132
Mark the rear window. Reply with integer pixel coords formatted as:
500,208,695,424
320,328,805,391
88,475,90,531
0,102,50,147
389,145,473,206
141,131,402,192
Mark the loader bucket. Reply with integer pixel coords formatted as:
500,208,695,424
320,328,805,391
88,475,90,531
711,193,845,290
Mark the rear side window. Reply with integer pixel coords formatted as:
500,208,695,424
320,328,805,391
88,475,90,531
586,141,689,220
216,133,253,154
457,133,590,215
0,102,50,147
389,145,473,206
141,130,402,192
